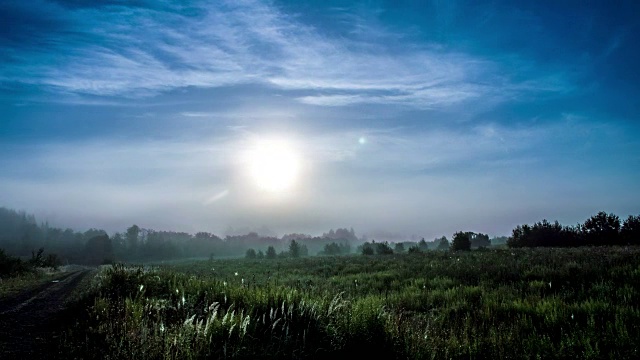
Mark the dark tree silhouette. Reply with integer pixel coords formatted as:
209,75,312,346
266,246,277,259
289,240,301,258
375,242,394,255
437,237,450,250
621,215,640,245
451,232,471,251
508,220,578,248
470,233,490,249
418,238,428,251
582,211,621,245
85,234,113,265
126,225,140,250
361,242,374,255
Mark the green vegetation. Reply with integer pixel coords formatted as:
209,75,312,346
0,247,64,297
62,247,640,359
0,247,61,278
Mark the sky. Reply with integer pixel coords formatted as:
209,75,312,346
1,0,639,240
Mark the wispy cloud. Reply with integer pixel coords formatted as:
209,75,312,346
1,0,567,108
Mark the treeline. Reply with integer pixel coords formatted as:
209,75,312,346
356,232,492,255
113,226,357,261
508,211,640,247
0,207,108,264
0,206,360,264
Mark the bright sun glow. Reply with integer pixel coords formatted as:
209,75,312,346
246,138,300,193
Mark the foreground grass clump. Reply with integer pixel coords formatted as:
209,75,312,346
64,247,640,359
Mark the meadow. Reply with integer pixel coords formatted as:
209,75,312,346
62,247,640,359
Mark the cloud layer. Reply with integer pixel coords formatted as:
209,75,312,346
1,0,566,109
1,0,638,239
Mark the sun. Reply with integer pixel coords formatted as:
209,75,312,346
246,138,300,193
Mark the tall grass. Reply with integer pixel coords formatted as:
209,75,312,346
62,247,640,359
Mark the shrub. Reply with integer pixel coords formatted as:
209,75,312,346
0,248,29,277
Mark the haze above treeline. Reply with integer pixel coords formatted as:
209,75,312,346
0,206,509,265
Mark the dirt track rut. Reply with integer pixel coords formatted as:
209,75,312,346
0,270,94,359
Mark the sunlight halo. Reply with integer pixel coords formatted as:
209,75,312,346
245,137,301,193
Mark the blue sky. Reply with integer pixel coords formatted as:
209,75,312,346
1,0,639,240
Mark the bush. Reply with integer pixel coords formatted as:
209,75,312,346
0,248,30,277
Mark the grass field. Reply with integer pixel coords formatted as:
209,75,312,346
62,247,640,359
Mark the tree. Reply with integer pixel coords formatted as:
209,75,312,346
85,234,113,265
583,211,621,245
470,233,490,249
256,250,265,259
245,248,257,259
289,240,301,258
437,238,450,250
621,215,640,245
266,246,277,259
394,242,405,253
322,242,341,255
418,238,428,251
407,246,422,254
300,243,309,257
126,225,140,250
29,248,45,267
375,242,394,255
508,220,578,248
451,232,471,251
361,242,374,255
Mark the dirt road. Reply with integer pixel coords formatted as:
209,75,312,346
0,269,95,359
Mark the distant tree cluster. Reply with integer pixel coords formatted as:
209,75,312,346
508,212,640,248
0,207,113,265
359,241,394,255
447,232,490,251
244,240,309,260
319,242,351,256
0,207,361,264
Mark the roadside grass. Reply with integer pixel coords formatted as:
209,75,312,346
0,268,72,298
62,247,640,359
